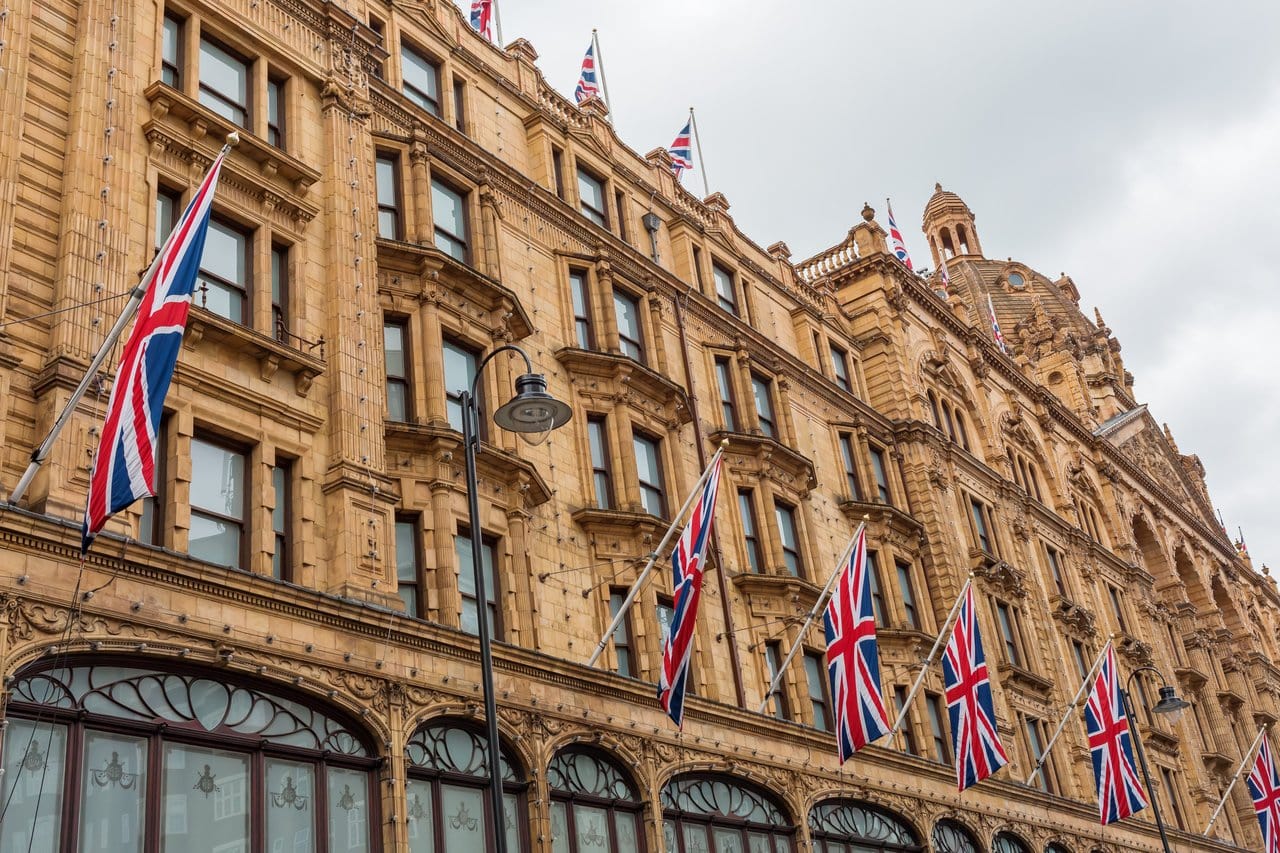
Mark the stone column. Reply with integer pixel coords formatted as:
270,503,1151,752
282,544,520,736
408,136,430,244
428,480,457,626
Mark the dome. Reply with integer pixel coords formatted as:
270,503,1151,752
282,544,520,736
922,182,973,228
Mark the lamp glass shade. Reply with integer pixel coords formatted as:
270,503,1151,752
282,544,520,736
1152,685,1190,723
492,373,572,434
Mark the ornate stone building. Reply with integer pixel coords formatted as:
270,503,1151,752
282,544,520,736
0,0,1274,850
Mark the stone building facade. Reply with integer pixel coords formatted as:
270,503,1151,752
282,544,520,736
0,0,1275,850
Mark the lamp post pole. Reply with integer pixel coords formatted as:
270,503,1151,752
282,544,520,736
1119,666,1174,853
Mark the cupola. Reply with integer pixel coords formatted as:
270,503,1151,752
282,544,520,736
922,182,983,266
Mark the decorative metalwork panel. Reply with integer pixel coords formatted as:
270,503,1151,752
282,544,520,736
660,776,788,826
808,800,919,847
992,833,1031,853
11,666,368,756
405,721,517,781
547,748,638,800
931,820,981,853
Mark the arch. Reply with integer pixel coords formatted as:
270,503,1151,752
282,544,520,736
1045,843,1073,853
993,831,1033,853
548,746,645,852
940,227,957,259
1132,514,1170,581
932,818,983,853
956,223,971,255
1173,545,1212,611
1212,573,1246,635
661,772,793,851
808,798,923,851
405,716,524,781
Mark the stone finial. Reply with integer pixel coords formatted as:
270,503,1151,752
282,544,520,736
767,241,792,261
861,202,875,222
506,38,539,62
935,182,943,192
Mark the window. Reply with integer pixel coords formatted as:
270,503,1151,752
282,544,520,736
829,344,852,392
569,269,593,348
401,44,441,115
751,373,776,438
711,262,738,315
443,338,479,433
809,800,921,852
1161,768,1186,830
395,516,421,617
838,433,863,501
368,16,385,78
775,502,803,577
995,601,1023,666
161,14,182,87
738,490,764,573
1009,450,1044,502
655,595,692,695
452,76,466,134
431,178,469,262
1045,543,1066,597
866,551,886,624
1071,640,1089,680
615,190,629,242
613,289,644,362
384,320,410,422
270,244,288,340
457,530,500,639
587,416,613,510
932,821,980,853
968,497,995,555
633,433,666,517
1076,498,1104,543
376,154,401,239
271,459,292,581
198,37,248,127
804,651,831,731
549,749,643,853
189,436,246,569
893,686,919,755
868,445,891,504
198,218,249,324
764,642,790,720
690,246,706,290
266,76,284,147
154,185,181,251
138,415,168,546
929,390,973,452
661,775,793,852
714,357,738,430
925,692,951,764
1023,715,1053,793
1108,585,1128,632
895,561,920,629
609,589,634,677
993,833,1032,853
577,168,607,228
551,145,566,199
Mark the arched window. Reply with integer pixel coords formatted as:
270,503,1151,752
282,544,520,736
405,719,527,852
932,819,982,853
1045,843,1072,853
1,660,378,853
548,747,645,852
993,832,1032,853
809,799,923,851
661,774,794,852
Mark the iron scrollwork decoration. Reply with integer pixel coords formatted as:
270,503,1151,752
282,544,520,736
993,833,1033,853
932,820,981,853
405,721,516,781
547,749,638,800
90,751,137,790
808,800,921,848
660,776,788,826
270,775,309,810
193,764,221,798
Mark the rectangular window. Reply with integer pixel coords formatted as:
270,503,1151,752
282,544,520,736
894,685,919,755
368,16,385,79
401,44,441,115
384,320,409,422
198,219,249,324
1024,716,1053,793
431,178,469,263
970,497,994,554
614,190,629,242
804,651,832,731
609,589,634,677
587,416,613,510
633,433,666,518
775,502,803,577
198,38,248,127
443,338,479,433
138,415,168,546
838,433,863,501
162,14,182,87
691,246,705,290
1045,543,1066,597
1108,585,1128,632
926,692,952,764
764,642,790,720
376,154,401,240
551,146,566,199
271,459,292,580
866,550,886,625
1071,640,1089,680
868,445,891,504
738,490,763,573
270,243,288,341
569,269,593,348
457,530,499,639
189,436,246,569
895,561,920,629
712,262,738,315
577,168,608,227
714,357,737,430
266,76,284,147
395,517,421,617
996,601,1022,666
155,186,181,251
452,76,466,134
829,344,851,392
1161,768,1186,830
751,374,776,438
613,289,645,362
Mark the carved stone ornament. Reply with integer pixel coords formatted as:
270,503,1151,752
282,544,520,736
972,559,1027,599
1116,635,1153,667
1051,598,1098,638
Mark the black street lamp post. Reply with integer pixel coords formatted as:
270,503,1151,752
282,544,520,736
459,344,571,853
1118,664,1191,853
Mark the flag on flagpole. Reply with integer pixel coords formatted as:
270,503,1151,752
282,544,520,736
824,524,892,761
573,42,601,104
886,199,913,271
658,453,724,727
83,149,229,552
935,253,951,300
987,294,1009,355
942,584,1010,791
1248,735,1280,852
1085,642,1149,824
469,0,495,42
668,120,694,178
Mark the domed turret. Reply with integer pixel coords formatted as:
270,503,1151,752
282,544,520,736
922,182,983,267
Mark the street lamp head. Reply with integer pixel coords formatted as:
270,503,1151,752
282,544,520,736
492,372,572,440
1153,685,1190,723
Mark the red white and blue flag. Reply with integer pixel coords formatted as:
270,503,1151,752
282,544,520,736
82,149,228,552
936,254,951,299
669,120,694,177
886,198,913,271
658,453,724,728
942,583,1010,791
987,294,1009,355
823,524,891,762
574,42,601,104
1084,642,1149,824
469,0,495,43
1249,734,1280,853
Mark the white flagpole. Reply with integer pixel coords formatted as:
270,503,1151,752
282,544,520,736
689,107,710,197
9,138,236,505
591,29,613,122
757,520,867,714
586,443,726,667
889,576,972,737
1024,640,1113,785
1204,725,1268,835
492,0,504,46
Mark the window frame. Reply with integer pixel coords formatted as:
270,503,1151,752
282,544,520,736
711,261,739,316
925,691,952,765
803,650,832,731
266,74,285,148
866,550,887,625
868,444,892,504
400,42,442,116
895,560,920,630
456,526,502,640
1023,714,1054,794
714,357,738,431
430,175,471,263
569,268,594,349
894,685,919,756
994,599,1024,667
376,152,403,241
838,432,863,501
395,514,424,617
1045,542,1067,598
197,34,251,129
829,343,852,392
587,415,614,510
270,242,289,341
774,501,804,578
197,215,251,326
750,372,777,439
737,489,764,574
188,432,250,570
271,456,294,581
632,431,667,518
764,641,790,721
161,13,183,87
609,588,635,678
443,336,481,435
384,317,412,423
613,286,646,363
576,166,609,228
968,496,997,556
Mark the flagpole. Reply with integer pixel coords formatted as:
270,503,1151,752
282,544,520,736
889,576,972,737
493,0,504,46
689,107,710,197
1203,725,1268,835
586,444,726,667
757,521,867,714
1024,640,1113,785
591,29,613,122
9,138,236,506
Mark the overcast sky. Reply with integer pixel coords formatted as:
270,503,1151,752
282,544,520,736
485,1,1280,570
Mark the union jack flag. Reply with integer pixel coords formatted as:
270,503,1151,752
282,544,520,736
1084,642,1149,824
987,294,1009,355
669,120,694,177
658,453,724,727
574,42,601,105
1248,734,1280,852
935,254,951,299
942,583,1010,791
886,198,913,271
469,0,494,43
82,149,228,552
823,524,891,762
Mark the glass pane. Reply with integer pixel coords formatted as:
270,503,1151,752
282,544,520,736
189,510,241,568
396,521,418,582
1,720,66,853
384,323,405,376
549,801,568,853
190,438,244,517
201,221,246,284
715,828,745,853
79,731,146,853
387,382,408,422
443,341,476,432
577,171,604,212
402,47,440,113
615,812,640,853
162,17,179,66
265,759,314,853
198,277,246,323
588,420,608,468
155,192,176,250
574,804,609,850
327,768,370,853
272,466,286,534
683,823,710,853
268,80,281,127
663,820,678,852
431,181,466,243
199,40,247,104
379,209,398,240
613,292,640,340
406,779,435,853
503,792,519,852
161,743,248,852
440,784,485,850
633,436,659,486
